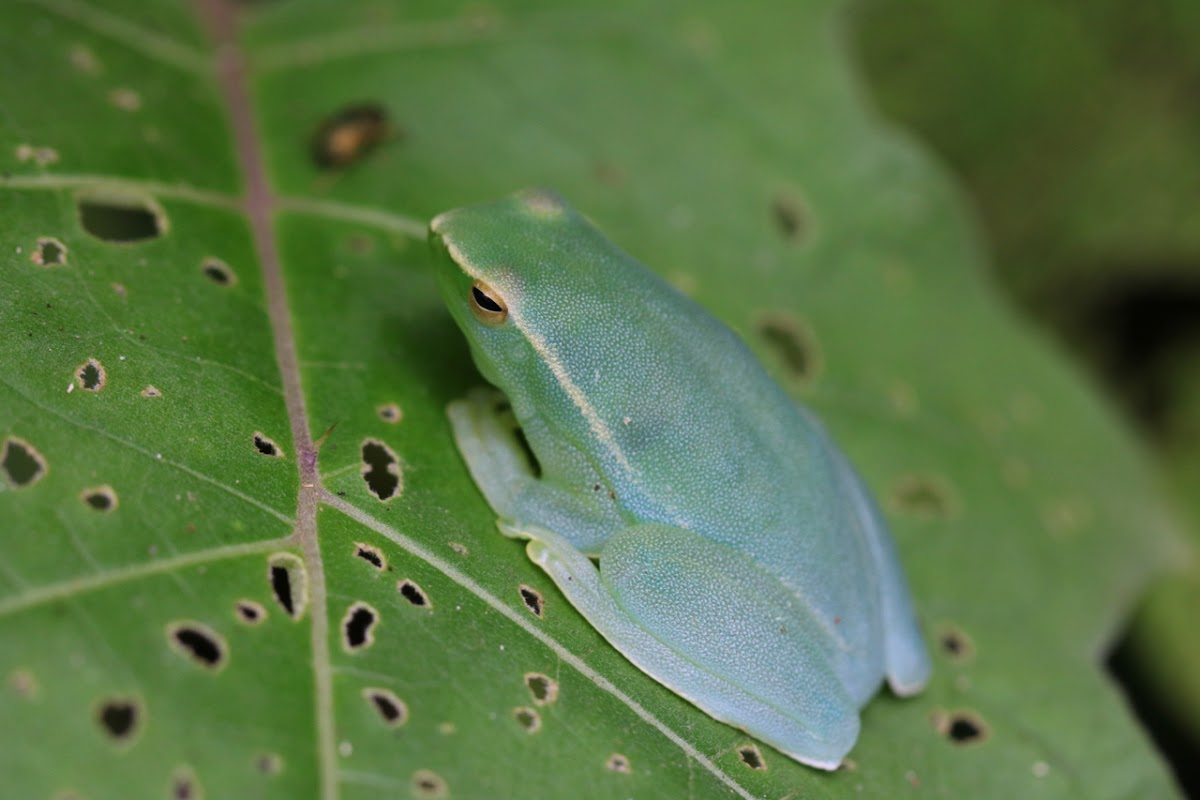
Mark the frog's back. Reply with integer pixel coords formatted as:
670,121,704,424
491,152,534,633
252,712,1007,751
502,212,888,700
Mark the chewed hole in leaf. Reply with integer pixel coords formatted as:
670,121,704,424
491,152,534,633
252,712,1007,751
755,312,821,384
96,697,141,744
771,189,810,244
363,687,407,728
937,623,975,663
76,191,165,242
342,602,378,651
32,236,67,266
513,706,541,733
376,403,402,423
361,438,402,501
1,436,47,488
75,358,106,391
397,579,430,608
234,600,266,625
141,385,163,398
519,585,543,617
354,543,385,570
606,753,631,773
170,766,200,800
253,432,283,458
889,473,960,520
737,744,766,770
267,553,308,620
201,257,237,287
81,485,118,512
412,769,448,798
167,622,226,671
311,103,392,169
256,753,283,775
932,709,989,746
525,673,559,706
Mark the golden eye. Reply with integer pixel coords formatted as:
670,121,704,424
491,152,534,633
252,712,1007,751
469,280,508,325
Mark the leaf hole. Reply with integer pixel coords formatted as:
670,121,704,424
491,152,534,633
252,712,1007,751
96,697,141,744
201,257,237,287
341,601,378,651
755,312,821,383
411,769,448,798
255,753,283,775
932,709,989,746
605,753,631,773
81,485,117,511
770,190,810,244
141,385,163,398
519,585,543,617
234,600,266,625
253,432,284,458
524,673,559,706
169,766,201,800
312,103,392,169
397,579,430,608
267,553,308,620
361,438,402,501
363,687,408,727
32,236,67,266
376,403,402,423
354,542,385,570
2,436,47,488
75,357,106,391
513,706,541,733
737,744,766,770
77,191,165,243
167,622,226,671
937,623,975,663
888,474,960,520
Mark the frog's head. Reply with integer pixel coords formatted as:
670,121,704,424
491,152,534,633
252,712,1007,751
429,188,595,393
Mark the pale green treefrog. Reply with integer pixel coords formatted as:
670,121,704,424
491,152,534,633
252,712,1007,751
429,188,930,769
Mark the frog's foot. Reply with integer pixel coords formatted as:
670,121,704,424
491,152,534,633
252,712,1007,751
526,522,860,770
447,387,540,521
449,387,624,553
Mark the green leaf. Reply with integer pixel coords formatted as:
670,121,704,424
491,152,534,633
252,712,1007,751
0,1,1184,798
854,0,1200,781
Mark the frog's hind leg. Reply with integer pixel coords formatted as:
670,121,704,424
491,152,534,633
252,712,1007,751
447,387,541,517
527,521,860,770
832,450,932,696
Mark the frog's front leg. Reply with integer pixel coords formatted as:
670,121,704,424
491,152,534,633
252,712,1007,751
447,387,624,554
525,521,860,770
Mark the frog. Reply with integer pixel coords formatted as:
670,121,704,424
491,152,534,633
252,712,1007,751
429,188,930,769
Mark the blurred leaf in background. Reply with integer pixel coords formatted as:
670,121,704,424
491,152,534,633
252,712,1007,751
0,0,1189,797
854,0,1200,792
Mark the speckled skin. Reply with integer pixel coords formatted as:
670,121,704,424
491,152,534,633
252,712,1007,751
430,189,930,769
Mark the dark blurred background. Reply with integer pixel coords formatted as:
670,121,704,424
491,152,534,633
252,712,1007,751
851,0,1200,793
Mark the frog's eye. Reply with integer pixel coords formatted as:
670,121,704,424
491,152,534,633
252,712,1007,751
469,280,508,325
